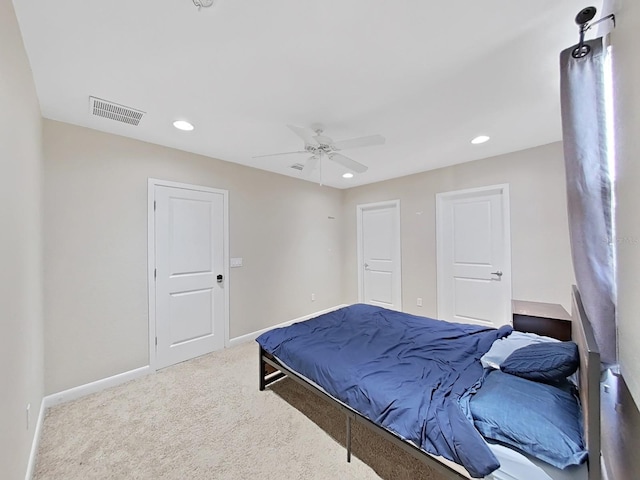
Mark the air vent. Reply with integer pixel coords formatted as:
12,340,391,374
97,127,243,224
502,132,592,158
290,163,305,171
89,96,145,126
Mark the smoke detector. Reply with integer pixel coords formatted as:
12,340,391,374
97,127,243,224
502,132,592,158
89,97,145,126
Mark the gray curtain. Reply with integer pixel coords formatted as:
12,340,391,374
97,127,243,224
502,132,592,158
560,38,616,364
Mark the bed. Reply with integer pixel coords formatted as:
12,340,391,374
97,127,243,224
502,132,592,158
257,286,600,480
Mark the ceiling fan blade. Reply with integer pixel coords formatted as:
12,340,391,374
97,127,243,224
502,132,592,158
331,134,385,151
303,156,320,174
287,125,319,146
330,153,368,173
252,150,308,159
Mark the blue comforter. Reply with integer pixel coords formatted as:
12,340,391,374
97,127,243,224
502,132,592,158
257,304,512,478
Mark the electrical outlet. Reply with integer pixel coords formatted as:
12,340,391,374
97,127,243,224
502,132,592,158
417,298,423,307
311,293,316,301
26,403,30,430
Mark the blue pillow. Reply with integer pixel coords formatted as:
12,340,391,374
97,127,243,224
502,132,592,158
480,331,559,369
470,370,587,469
500,341,579,382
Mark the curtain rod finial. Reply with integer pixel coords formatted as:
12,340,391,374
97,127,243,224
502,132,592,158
576,6,597,27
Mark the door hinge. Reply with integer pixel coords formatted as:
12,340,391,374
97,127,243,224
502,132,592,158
154,200,156,211
154,268,157,280
155,337,157,346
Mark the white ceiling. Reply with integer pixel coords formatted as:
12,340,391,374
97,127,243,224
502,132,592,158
14,0,599,188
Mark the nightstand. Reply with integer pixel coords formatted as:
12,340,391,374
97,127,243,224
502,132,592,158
512,300,572,341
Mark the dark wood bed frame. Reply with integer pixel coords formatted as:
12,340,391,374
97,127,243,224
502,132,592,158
571,285,601,480
259,286,601,480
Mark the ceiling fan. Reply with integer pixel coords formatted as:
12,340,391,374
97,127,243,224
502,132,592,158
253,125,385,176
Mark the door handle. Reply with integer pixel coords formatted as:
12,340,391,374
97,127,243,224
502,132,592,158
491,271,503,278
217,274,223,283
364,263,370,270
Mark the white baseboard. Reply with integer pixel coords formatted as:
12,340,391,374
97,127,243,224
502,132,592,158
24,366,150,479
228,304,348,348
25,304,347,478
38,305,347,408
601,454,609,480
39,305,348,408
43,365,151,409
24,397,46,480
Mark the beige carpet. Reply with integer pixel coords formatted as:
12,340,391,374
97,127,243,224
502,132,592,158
34,342,447,479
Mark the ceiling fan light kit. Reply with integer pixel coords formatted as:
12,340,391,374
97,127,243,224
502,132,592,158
253,125,385,183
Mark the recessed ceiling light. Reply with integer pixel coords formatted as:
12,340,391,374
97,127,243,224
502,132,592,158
173,120,194,131
342,172,354,179
471,135,490,144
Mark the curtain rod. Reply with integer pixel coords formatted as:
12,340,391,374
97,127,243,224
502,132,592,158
572,6,616,58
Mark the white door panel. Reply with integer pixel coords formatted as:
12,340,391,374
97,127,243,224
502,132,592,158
154,184,226,369
169,288,214,344
364,210,394,257
366,269,393,305
453,201,493,264
437,185,511,328
453,278,499,323
169,197,213,274
358,201,402,310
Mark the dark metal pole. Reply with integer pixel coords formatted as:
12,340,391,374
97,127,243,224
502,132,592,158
259,347,265,391
346,414,352,463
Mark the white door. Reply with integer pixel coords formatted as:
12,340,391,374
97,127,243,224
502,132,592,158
153,183,227,369
436,185,511,328
357,200,402,310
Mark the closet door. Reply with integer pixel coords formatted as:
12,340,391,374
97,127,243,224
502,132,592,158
436,184,512,328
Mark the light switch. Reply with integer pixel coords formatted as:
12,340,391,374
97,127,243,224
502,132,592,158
230,257,243,268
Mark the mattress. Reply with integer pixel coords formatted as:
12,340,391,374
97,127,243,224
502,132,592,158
257,303,511,477
270,352,588,480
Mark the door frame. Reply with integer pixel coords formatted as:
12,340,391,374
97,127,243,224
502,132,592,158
356,199,402,310
147,178,230,372
435,183,512,323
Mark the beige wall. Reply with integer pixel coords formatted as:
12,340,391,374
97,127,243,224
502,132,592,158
43,123,579,397
613,0,640,406
342,142,575,318
3,0,637,473
43,120,343,394
0,0,44,478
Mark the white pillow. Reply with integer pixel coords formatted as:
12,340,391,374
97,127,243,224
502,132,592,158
480,331,559,369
